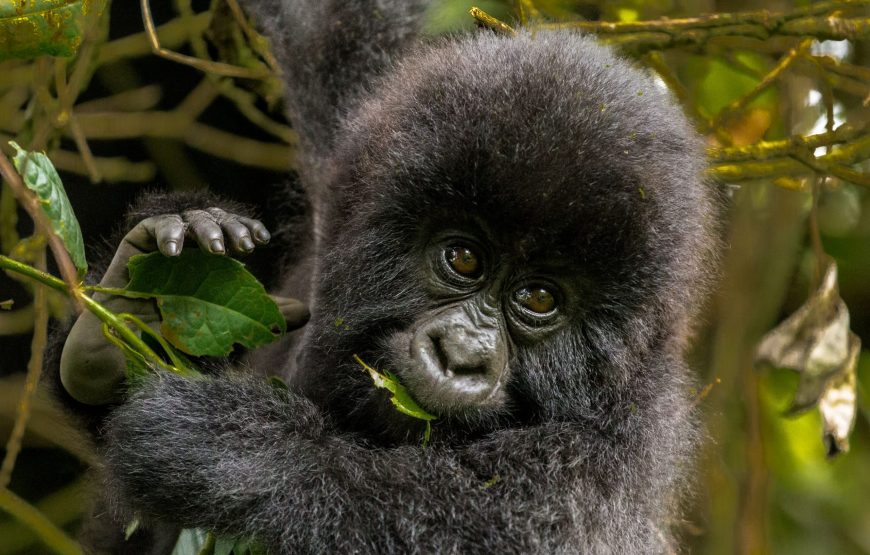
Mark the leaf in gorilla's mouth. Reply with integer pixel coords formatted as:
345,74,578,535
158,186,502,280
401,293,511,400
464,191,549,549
353,354,437,446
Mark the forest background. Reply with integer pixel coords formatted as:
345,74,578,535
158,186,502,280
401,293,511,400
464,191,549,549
0,0,869,553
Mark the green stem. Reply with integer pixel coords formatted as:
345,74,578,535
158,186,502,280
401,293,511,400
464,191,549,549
0,487,83,555
79,294,177,373
83,284,153,299
0,255,68,294
120,313,197,375
0,255,178,374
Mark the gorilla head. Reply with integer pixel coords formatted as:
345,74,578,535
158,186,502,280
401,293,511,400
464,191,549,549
291,32,714,441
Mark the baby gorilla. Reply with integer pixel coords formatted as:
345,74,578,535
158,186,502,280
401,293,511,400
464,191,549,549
56,1,718,553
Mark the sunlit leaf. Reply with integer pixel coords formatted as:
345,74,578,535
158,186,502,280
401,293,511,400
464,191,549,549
268,375,289,391
214,537,236,555
171,528,209,555
125,250,286,357
123,518,140,541
756,261,861,457
0,299,12,309
173,529,262,555
10,141,87,275
0,0,102,60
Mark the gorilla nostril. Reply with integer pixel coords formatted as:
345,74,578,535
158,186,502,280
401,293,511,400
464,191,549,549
451,363,488,376
430,335,452,377
428,332,491,378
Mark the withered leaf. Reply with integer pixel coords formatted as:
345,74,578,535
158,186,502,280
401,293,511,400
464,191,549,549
755,261,861,457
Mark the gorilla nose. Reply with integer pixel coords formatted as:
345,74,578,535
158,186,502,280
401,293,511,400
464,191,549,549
429,328,494,377
408,307,508,412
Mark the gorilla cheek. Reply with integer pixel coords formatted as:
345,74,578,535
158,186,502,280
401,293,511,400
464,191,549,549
402,303,510,414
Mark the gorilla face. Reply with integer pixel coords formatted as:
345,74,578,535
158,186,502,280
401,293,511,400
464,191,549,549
388,230,576,415
292,31,710,438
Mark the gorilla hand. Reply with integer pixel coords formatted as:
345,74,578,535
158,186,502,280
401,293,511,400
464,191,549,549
60,208,306,406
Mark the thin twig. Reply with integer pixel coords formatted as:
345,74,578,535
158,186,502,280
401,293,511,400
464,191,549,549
94,12,212,68
541,1,870,52
0,249,48,488
709,124,867,162
217,80,297,144
691,377,722,409
643,51,714,131
516,0,541,24
225,0,282,75
469,7,517,37
809,176,827,286
710,143,870,187
0,487,83,555
711,38,814,131
0,479,90,554
48,149,156,183
75,85,162,113
67,116,101,183
141,0,269,79
541,0,870,33
71,111,294,171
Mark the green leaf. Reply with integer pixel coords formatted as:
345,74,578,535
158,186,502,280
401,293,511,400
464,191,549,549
171,528,210,555
10,142,87,275
125,250,286,357
175,532,259,555
123,518,140,541
353,355,436,446
213,537,235,555
0,0,101,60
268,375,289,391
0,299,12,309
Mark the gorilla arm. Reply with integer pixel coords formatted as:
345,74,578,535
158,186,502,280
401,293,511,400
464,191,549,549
101,371,672,554
58,201,307,407
237,0,429,159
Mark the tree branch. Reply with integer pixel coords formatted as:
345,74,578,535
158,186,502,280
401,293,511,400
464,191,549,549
709,129,870,187
541,0,870,52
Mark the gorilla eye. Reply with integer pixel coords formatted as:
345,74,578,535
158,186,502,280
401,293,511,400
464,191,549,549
445,246,481,278
514,286,557,314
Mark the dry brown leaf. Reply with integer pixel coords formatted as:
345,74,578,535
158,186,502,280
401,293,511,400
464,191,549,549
755,261,861,457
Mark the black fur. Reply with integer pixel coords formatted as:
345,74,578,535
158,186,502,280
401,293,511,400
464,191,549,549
58,1,720,553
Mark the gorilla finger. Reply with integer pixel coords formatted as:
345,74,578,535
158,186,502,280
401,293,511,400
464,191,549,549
221,220,256,254
184,210,225,254
238,217,271,244
154,215,185,257
123,216,162,252
270,295,310,329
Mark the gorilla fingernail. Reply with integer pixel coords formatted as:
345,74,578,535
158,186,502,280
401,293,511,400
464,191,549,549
210,239,225,254
256,230,271,243
165,241,178,256
241,237,255,252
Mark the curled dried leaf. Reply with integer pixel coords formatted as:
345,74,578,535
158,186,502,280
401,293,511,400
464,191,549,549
755,261,861,457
